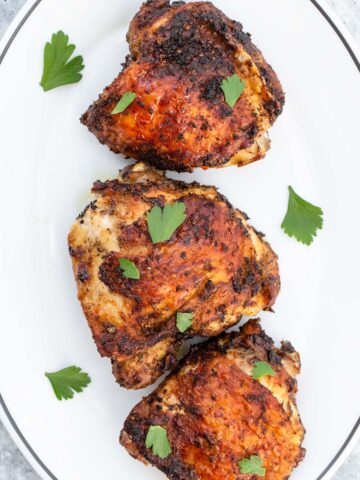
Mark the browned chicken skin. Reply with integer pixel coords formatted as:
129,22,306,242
81,0,285,172
68,163,280,389
121,319,305,480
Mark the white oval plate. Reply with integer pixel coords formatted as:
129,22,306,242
0,1,359,479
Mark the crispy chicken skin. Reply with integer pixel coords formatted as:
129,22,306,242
81,0,285,172
121,319,305,480
68,163,280,389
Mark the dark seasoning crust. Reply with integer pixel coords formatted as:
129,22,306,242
120,320,305,480
95,179,275,322
81,0,285,171
68,163,280,389
97,194,273,308
136,0,284,116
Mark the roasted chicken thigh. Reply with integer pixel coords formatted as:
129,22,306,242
81,0,285,172
68,163,280,389
121,319,305,480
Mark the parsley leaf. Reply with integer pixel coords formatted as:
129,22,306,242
176,312,193,333
147,202,186,244
112,92,137,114
239,455,265,476
45,366,91,401
281,186,323,245
145,426,172,459
252,361,275,380
40,31,84,92
118,258,140,280
221,74,246,108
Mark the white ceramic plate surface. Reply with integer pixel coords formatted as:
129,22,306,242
0,1,359,479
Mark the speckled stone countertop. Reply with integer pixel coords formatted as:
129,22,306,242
0,0,359,479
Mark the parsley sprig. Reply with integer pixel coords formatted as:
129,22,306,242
147,202,186,244
112,92,137,114
176,312,193,333
40,31,84,92
118,258,140,280
281,186,323,245
45,366,91,400
221,74,246,108
239,455,266,476
145,425,172,459
252,361,275,380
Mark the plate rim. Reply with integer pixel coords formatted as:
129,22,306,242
0,1,359,479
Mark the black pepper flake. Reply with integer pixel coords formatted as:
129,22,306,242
77,264,90,282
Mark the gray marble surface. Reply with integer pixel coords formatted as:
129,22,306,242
0,0,359,479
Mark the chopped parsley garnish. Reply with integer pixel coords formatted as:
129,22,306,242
145,425,172,459
281,186,323,246
252,361,276,380
40,31,84,92
118,258,140,280
221,74,246,108
147,202,186,244
176,312,193,333
112,92,137,114
45,366,91,400
239,455,266,476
